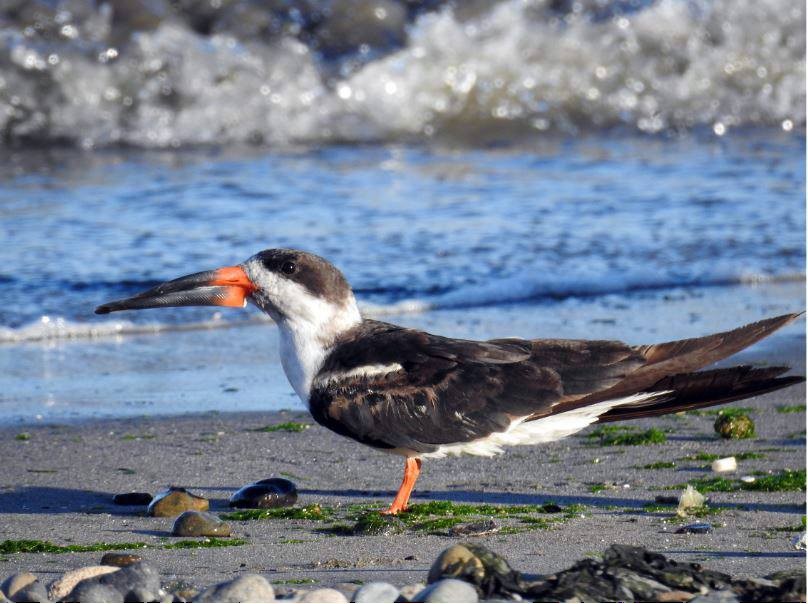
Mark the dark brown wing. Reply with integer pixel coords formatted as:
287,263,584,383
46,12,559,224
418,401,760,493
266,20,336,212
308,321,648,454
308,321,561,455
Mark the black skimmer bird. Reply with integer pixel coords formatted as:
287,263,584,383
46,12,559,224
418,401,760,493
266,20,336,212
96,249,804,514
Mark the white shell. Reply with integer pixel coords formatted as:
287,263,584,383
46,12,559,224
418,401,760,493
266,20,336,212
711,457,737,473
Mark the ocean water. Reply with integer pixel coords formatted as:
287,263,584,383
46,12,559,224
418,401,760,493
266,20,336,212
0,132,804,424
0,0,804,424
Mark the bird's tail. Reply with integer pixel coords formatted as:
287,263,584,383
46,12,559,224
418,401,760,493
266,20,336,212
596,365,804,423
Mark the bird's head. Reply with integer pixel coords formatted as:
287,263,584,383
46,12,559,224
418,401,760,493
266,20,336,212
96,248,361,339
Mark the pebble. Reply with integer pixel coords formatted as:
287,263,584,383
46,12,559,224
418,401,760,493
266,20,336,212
428,544,484,585
656,589,698,602
675,522,712,534
100,553,143,567
10,580,50,603
2,572,37,600
229,478,297,509
792,531,806,550
67,561,161,603
352,581,400,603
194,574,275,602
172,511,232,537
740,475,756,484
413,579,479,603
148,487,209,517
49,566,120,601
62,582,123,603
112,492,153,506
298,588,348,602
399,583,427,601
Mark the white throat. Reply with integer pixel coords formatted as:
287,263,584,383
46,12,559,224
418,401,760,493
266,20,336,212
277,298,361,403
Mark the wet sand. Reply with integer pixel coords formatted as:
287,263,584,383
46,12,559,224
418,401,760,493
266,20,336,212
0,334,804,594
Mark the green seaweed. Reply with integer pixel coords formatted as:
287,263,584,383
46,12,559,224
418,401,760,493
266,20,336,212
586,426,667,446
776,404,806,414
667,469,806,493
589,483,608,493
679,451,765,463
14,433,30,441
642,461,676,469
0,538,246,554
253,421,310,433
120,433,156,441
221,504,333,521
271,578,317,585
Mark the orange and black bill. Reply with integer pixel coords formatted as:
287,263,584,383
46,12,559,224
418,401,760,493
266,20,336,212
95,266,255,315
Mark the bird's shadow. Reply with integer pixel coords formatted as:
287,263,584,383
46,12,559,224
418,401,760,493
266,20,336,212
0,485,802,516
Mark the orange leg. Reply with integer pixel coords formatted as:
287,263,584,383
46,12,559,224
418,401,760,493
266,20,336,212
381,457,422,515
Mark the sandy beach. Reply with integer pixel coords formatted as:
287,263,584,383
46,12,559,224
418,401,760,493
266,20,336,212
0,332,804,595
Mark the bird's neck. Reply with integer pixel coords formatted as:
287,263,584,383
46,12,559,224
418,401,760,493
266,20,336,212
277,297,362,403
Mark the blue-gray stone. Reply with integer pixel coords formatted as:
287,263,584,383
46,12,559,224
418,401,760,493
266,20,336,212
414,579,479,603
63,582,123,603
193,574,275,602
10,580,50,603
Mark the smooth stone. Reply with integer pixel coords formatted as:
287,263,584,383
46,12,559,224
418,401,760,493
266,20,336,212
413,579,479,603
172,511,232,537
49,566,120,601
228,478,297,509
148,487,209,517
399,583,426,602
298,588,348,603
353,581,400,603
675,522,712,534
62,582,123,603
76,561,161,603
100,552,143,567
9,580,50,603
428,544,484,585
193,574,274,602
2,573,37,600
112,492,153,506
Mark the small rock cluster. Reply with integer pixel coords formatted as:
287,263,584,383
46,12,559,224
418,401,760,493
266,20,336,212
2,543,804,603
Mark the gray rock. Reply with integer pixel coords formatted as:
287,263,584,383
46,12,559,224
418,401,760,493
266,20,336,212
10,580,50,603
229,478,297,509
2,573,37,600
353,581,400,603
172,511,232,537
675,522,712,534
63,582,124,603
75,561,161,603
690,590,740,603
414,579,479,603
194,574,274,602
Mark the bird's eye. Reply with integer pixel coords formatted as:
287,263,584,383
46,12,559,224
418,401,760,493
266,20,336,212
281,261,297,275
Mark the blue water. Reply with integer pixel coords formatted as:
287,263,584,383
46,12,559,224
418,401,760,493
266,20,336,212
1,133,804,337
0,131,804,424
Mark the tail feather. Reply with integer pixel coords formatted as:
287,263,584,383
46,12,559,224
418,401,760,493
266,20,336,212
578,312,803,405
597,365,804,423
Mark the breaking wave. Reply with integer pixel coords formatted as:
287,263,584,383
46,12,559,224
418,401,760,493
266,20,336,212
0,0,803,148
1,267,801,344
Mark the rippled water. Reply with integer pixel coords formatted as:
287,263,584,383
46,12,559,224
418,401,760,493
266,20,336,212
0,0,804,424
0,132,804,340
